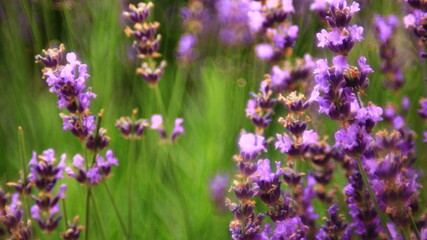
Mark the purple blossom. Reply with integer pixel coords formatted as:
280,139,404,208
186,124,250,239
316,26,363,55
252,159,283,204
354,104,383,132
66,150,118,185
177,34,198,63
171,118,185,141
61,114,96,140
256,44,274,60
374,15,399,42
418,98,427,118
44,52,95,113
335,124,372,158
209,174,229,210
275,134,291,153
28,149,66,192
239,133,266,161
216,0,252,46
265,217,308,240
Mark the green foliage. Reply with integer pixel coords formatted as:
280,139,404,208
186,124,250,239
0,0,426,239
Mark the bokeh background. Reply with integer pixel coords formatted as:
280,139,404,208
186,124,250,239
0,0,426,239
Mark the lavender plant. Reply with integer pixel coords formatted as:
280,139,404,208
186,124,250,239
123,2,167,87
404,0,427,58
373,15,405,91
35,44,127,239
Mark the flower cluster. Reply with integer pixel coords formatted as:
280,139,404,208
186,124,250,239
311,1,424,238
115,109,149,140
0,191,32,240
60,216,84,240
116,111,184,143
270,54,315,93
316,0,363,56
177,0,252,64
216,0,252,46
245,78,276,134
28,149,66,233
373,15,405,91
404,0,427,58
36,45,110,156
65,150,118,186
123,2,167,87
209,174,229,210
419,98,427,142
316,204,349,239
249,0,297,61
36,45,98,142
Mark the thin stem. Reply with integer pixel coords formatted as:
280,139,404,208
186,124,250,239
411,215,421,240
18,127,32,234
90,110,104,167
84,187,91,240
356,158,392,239
154,86,166,115
91,195,107,240
127,139,136,239
18,127,27,178
103,181,129,238
62,199,69,229
401,228,411,240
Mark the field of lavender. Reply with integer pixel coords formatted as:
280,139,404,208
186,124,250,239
1,0,427,239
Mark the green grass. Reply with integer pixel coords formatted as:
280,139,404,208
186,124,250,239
0,0,426,239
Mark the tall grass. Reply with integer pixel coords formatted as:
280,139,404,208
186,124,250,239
0,0,426,239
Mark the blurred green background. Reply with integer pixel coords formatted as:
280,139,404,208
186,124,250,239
0,0,426,239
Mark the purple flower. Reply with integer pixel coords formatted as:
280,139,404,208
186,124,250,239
216,0,252,46
60,114,96,140
317,26,364,55
404,10,427,57
256,44,274,60
252,159,283,204
239,133,266,161
136,61,167,88
335,124,372,158
354,103,383,132
209,174,229,210
177,34,198,63
171,118,185,141
275,134,291,153
44,52,95,113
66,150,118,185
267,217,308,240
28,149,66,192
374,15,399,42
326,0,360,28
418,98,427,118
123,2,153,23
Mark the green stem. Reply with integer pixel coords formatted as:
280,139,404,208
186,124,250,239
401,228,411,240
411,215,421,240
62,199,69,229
154,86,166,115
127,139,137,239
18,127,27,178
84,187,91,240
90,111,103,167
17,127,32,233
356,158,392,239
103,181,129,238
91,195,107,240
